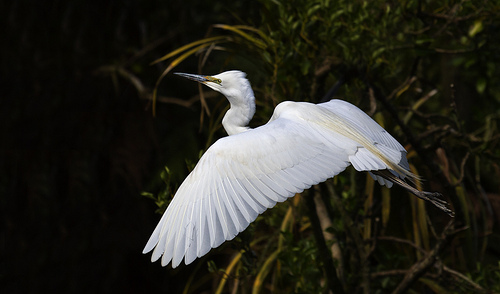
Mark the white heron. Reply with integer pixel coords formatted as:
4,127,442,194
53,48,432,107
143,70,452,268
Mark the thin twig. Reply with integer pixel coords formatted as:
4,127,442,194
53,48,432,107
371,269,408,278
416,125,452,142
433,47,476,54
455,152,470,186
406,108,456,125
143,92,218,108
387,76,417,101
96,65,220,109
367,87,377,116
392,221,465,294
442,264,487,293
420,5,485,22
376,236,426,255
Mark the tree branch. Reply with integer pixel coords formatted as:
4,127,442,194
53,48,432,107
326,181,371,294
304,190,346,294
313,186,345,283
441,264,487,293
391,221,464,294
376,236,427,255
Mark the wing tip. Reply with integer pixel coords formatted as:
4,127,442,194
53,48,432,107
143,235,160,254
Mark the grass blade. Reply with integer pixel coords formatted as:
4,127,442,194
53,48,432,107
214,24,267,49
150,36,227,65
151,41,227,115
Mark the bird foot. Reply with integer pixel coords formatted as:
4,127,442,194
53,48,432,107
416,191,454,217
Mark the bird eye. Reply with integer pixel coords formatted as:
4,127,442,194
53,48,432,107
205,76,222,85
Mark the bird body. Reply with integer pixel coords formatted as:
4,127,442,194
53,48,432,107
144,70,451,268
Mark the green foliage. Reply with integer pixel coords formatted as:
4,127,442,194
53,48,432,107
469,262,500,292
144,0,500,292
142,167,174,214
277,233,325,293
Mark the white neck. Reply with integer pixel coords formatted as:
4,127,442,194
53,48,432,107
221,88,256,136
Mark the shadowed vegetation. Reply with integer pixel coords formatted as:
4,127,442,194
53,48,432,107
4,0,500,293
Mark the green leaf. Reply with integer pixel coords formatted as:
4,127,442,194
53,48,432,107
300,60,311,75
140,191,155,200
469,20,483,37
372,47,385,58
419,278,449,293
476,77,487,94
415,38,433,45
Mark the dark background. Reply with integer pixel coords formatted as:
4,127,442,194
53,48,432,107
3,0,500,293
3,0,257,292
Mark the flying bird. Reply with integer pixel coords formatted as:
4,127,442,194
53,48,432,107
143,70,452,268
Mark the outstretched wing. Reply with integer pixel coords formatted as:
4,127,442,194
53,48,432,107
143,114,356,268
143,100,410,268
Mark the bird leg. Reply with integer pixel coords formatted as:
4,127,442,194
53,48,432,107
371,170,454,217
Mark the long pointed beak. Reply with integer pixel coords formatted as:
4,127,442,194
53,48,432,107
174,72,209,83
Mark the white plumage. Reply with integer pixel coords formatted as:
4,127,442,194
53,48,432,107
143,70,450,268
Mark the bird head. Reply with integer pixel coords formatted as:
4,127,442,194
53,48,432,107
174,70,254,106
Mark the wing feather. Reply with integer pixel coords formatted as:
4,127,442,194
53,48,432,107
231,178,263,218
198,213,211,257
208,189,225,248
212,187,228,243
319,100,408,170
220,178,246,231
318,100,405,151
241,176,274,208
222,170,254,224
